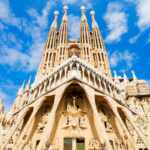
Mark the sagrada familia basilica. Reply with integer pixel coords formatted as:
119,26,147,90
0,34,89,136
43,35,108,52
0,5,150,150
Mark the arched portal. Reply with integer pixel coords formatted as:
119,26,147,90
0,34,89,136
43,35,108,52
48,84,101,150
23,96,55,149
9,107,34,146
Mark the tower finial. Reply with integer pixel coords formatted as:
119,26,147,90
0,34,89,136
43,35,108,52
62,5,68,21
51,10,59,28
80,6,87,21
90,10,98,28
81,6,86,14
63,5,68,15
54,10,59,17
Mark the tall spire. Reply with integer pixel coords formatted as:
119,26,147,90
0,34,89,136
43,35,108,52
80,6,92,64
56,5,69,65
58,5,68,44
46,10,59,49
80,6,91,44
90,10,98,28
81,6,87,22
36,10,59,81
90,10,111,76
50,11,59,29
62,5,68,21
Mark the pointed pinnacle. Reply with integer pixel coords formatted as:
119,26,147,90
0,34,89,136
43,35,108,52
123,72,128,79
25,77,32,90
18,81,25,95
63,5,68,14
81,6,87,21
131,70,137,80
62,5,68,21
81,6,86,14
90,10,98,28
51,10,59,28
113,71,117,78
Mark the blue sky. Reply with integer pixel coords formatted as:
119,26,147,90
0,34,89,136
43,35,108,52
0,0,150,111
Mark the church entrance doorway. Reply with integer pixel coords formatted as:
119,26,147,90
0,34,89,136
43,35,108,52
64,138,85,150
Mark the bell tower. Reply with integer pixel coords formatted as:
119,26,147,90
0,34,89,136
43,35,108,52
90,10,111,76
36,10,59,81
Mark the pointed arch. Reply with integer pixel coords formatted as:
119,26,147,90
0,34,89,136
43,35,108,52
48,83,99,145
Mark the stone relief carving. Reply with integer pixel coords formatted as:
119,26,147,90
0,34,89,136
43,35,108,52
62,96,87,129
48,145,59,150
63,115,87,129
66,96,81,113
88,139,103,150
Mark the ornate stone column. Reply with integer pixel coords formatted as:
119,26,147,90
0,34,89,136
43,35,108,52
37,84,68,150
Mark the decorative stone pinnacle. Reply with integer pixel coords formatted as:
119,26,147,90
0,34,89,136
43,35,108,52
123,73,128,80
113,71,117,78
54,11,59,16
81,6,86,14
90,10,95,16
131,70,137,80
90,9,98,28
63,5,68,14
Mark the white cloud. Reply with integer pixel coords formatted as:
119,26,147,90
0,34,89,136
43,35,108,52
147,34,150,43
104,2,128,43
62,0,92,9
0,79,18,111
0,0,20,28
68,15,80,40
0,47,30,70
129,33,140,44
110,50,136,68
23,0,52,71
0,0,52,72
137,0,150,30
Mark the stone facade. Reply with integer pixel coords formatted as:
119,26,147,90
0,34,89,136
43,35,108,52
0,5,150,150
